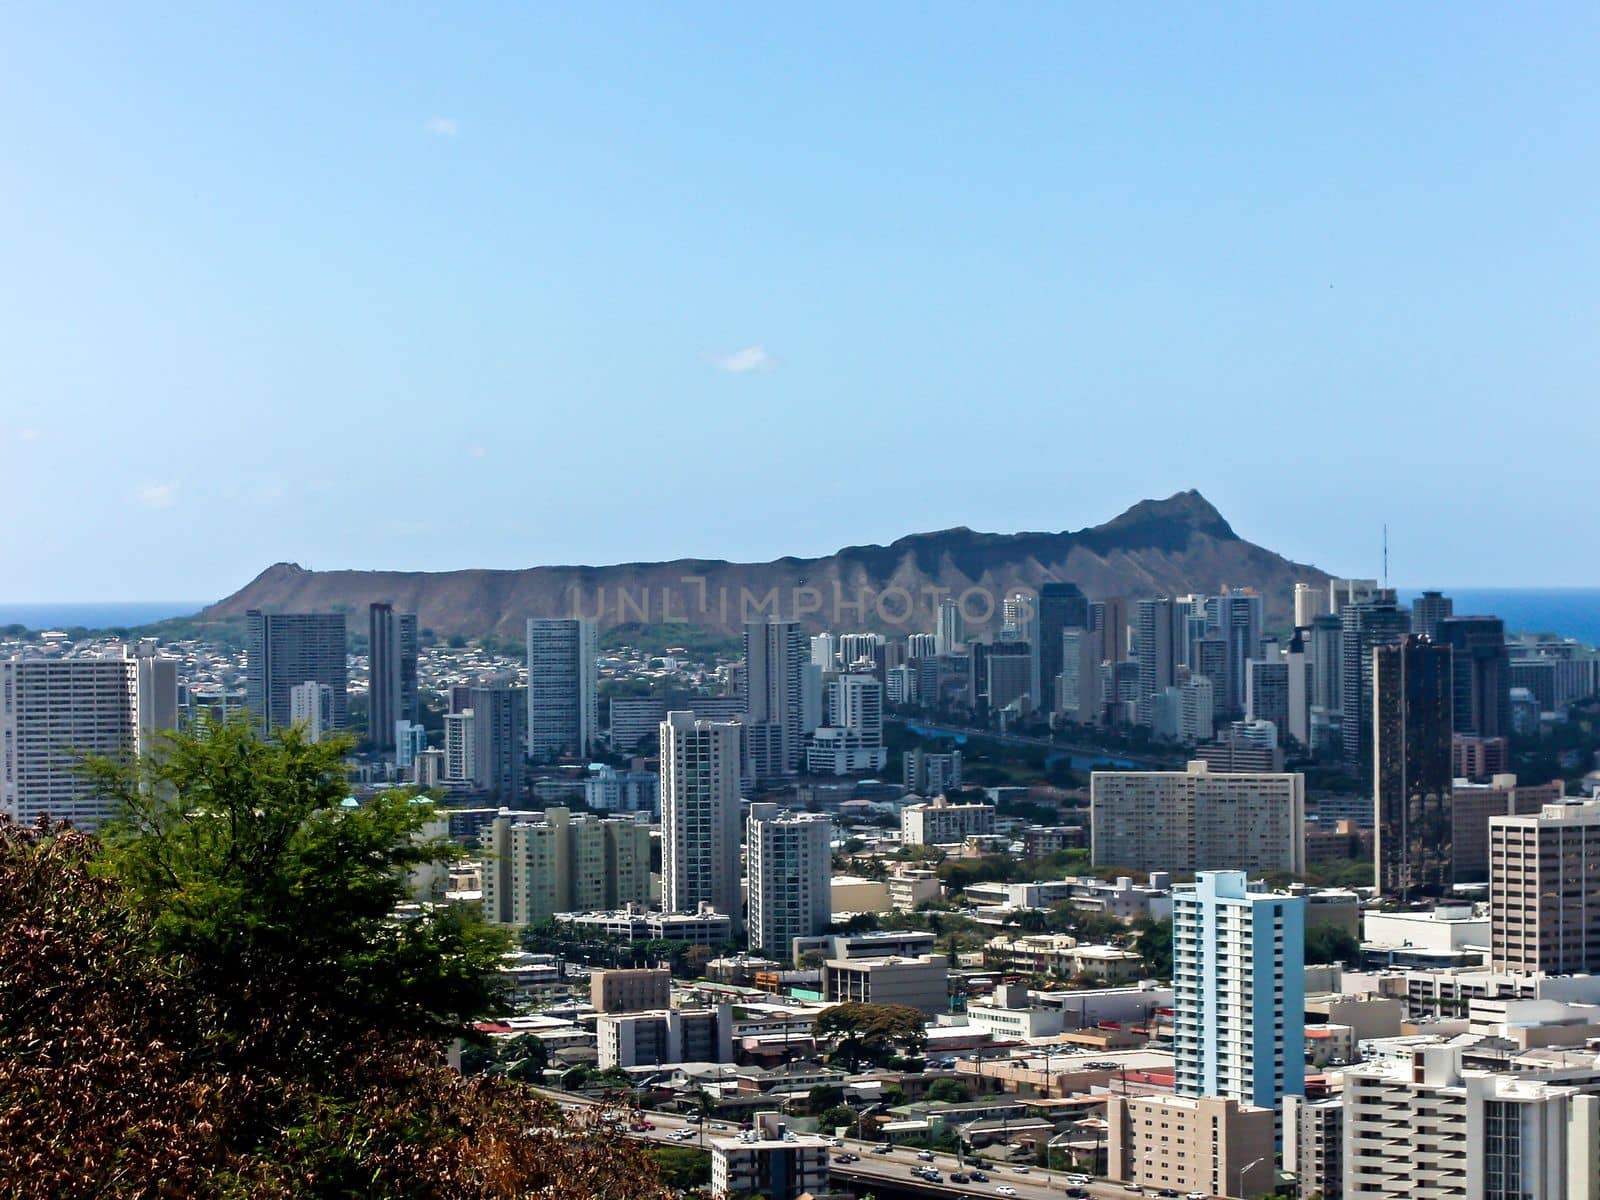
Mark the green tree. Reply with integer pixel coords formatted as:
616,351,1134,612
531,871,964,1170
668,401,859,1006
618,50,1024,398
86,718,509,1067
815,1104,857,1133
925,1078,969,1104
807,1084,845,1114
1304,924,1361,967
814,1002,928,1069
1132,917,1173,978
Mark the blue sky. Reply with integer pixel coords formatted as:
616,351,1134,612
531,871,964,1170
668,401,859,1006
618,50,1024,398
3,5,1597,600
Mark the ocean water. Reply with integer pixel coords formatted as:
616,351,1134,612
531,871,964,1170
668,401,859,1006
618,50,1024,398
1400,588,1600,646
0,602,208,630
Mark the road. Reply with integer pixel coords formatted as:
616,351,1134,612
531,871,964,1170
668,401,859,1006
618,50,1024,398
538,1087,1171,1200
891,718,1172,770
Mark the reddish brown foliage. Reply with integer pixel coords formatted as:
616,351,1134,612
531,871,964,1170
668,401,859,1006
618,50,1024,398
0,819,671,1199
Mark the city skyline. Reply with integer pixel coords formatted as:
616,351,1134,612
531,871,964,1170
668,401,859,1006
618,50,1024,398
5,7,1600,598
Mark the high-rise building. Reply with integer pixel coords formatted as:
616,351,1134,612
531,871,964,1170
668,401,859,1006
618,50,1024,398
934,597,964,656
900,795,996,844
1329,578,1378,615
1437,616,1511,740
245,610,347,731
1178,676,1215,743
1213,592,1264,715
288,680,334,742
836,632,881,672
1107,1093,1277,1200
744,621,807,779
1374,635,1454,901
747,804,833,954
1173,870,1305,1116
710,1112,832,1200
1036,582,1089,714
1134,597,1178,725
1339,596,1410,776
906,632,936,660
810,632,838,670
1282,1095,1343,1200
1245,656,1289,735
395,721,428,771
1285,627,1314,747
367,603,418,752
608,696,668,754
480,807,652,925
1342,1038,1600,1200
661,711,742,926
1056,626,1102,723
903,748,962,795
1,645,178,829
469,685,527,802
1450,775,1563,884
444,709,476,781
1310,613,1343,714
1090,596,1128,664
1490,799,1600,976
1293,582,1331,628
806,674,886,774
526,618,597,760
1410,590,1454,642
1091,762,1304,875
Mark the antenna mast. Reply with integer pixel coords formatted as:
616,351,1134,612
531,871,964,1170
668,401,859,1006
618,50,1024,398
1382,524,1389,589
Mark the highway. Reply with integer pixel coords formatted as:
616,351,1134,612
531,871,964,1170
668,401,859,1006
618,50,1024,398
889,718,1172,770
537,1090,1157,1200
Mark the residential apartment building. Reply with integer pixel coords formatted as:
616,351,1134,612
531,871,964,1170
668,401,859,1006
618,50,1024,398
805,673,887,775
367,602,417,752
583,764,660,815
1107,1093,1276,1199
597,1004,733,1068
661,711,743,925
1090,761,1305,874
744,621,807,778
1284,1094,1344,1200
479,808,651,926
525,618,597,759
710,1113,831,1200
900,795,995,845
1451,776,1564,885
1173,871,1305,1115
1490,800,1600,976
1,644,178,828
590,967,672,1014
245,610,347,731
287,679,334,742
1343,1037,1600,1199
746,805,833,954
903,747,962,796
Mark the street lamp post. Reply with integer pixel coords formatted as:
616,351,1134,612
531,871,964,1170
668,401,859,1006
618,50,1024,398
1232,1154,1266,1199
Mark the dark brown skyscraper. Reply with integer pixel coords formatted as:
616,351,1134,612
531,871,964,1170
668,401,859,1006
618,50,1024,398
1374,635,1454,901
368,602,418,751
1037,582,1089,713
1437,616,1511,740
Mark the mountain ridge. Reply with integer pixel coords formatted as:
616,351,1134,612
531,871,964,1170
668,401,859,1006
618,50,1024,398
203,491,1330,638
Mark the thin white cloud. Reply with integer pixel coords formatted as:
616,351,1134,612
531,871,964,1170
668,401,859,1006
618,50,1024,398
422,116,460,136
709,345,774,374
134,481,179,510
469,445,487,459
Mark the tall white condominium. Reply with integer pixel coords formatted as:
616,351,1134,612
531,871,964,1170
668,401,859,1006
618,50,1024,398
1343,1037,1600,1200
1293,582,1330,627
288,680,335,742
526,618,597,760
747,804,833,954
906,632,937,660
744,621,807,779
1091,761,1304,874
1173,871,1305,1117
1213,591,1264,715
1134,597,1177,725
934,597,964,656
1,644,178,829
809,632,838,670
661,711,743,927
806,674,887,775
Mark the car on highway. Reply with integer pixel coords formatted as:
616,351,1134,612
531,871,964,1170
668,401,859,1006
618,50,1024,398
1066,1175,1090,1185
916,1151,935,1161
1155,1190,1180,1198
969,1169,989,1181
1067,1190,1089,1199
1185,1193,1208,1199
832,1153,859,1164
995,1188,1018,1197
950,1172,969,1183
871,1143,892,1154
